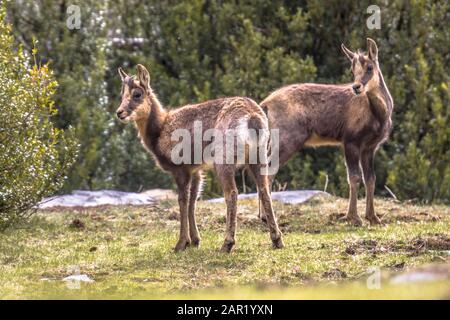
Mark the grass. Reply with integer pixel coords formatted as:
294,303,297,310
0,195,449,299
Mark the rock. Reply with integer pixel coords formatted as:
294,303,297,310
38,189,160,208
208,190,329,205
390,262,450,284
141,188,177,201
390,271,445,284
38,189,327,208
62,274,94,283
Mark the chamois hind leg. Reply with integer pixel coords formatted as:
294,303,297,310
188,171,202,247
361,148,383,225
174,171,192,252
342,143,363,226
249,164,284,249
215,165,238,253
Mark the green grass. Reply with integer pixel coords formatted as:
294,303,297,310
0,196,449,299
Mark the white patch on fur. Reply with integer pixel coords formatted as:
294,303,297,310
235,115,250,144
196,172,205,200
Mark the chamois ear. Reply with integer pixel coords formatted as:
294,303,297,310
341,43,355,61
136,64,150,90
118,67,128,82
367,38,378,61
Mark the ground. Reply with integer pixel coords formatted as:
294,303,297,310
0,195,449,299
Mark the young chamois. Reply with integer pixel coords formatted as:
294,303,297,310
116,64,284,252
261,38,393,226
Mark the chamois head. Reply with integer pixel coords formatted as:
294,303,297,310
341,38,380,95
116,64,152,122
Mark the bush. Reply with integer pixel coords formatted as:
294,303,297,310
0,6,77,229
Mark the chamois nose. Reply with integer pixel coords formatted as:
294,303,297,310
116,110,125,119
352,83,362,94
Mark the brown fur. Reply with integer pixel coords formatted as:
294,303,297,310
261,38,393,226
116,65,284,252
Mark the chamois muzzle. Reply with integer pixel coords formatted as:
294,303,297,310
116,109,126,120
352,83,362,95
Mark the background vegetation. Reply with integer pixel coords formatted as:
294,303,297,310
0,5,77,229
2,1,449,203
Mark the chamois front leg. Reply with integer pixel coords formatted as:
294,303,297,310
188,171,202,247
216,165,238,253
361,148,383,225
174,172,192,252
342,143,363,226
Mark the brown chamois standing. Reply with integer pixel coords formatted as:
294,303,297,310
116,64,284,252
260,38,393,226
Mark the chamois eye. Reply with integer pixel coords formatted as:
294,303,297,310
133,91,142,100
367,65,373,72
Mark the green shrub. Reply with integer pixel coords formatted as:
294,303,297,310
0,5,77,229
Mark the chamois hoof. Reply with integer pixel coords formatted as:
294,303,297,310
259,214,268,224
365,215,384,226
174,238,191,252
272,237,285,249
189,237,201,248
340,214,363,227
220,240,235,253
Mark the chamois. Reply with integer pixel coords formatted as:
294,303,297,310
261,38,393,226
116,64,284,252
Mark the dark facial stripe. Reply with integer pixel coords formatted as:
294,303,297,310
361,68,373,85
